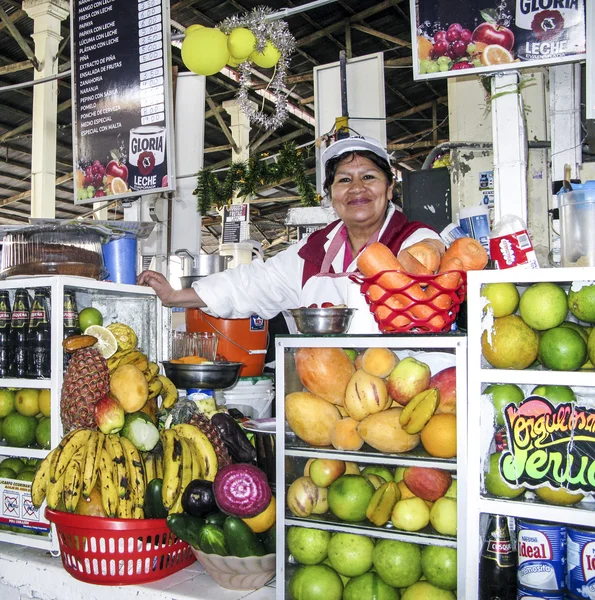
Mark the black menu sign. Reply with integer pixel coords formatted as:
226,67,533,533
71,0,174,204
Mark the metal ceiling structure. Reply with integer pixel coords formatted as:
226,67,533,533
0,0,450,255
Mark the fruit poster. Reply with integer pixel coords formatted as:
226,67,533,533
70,0,175,204
499,396,595,494
411,0,586,80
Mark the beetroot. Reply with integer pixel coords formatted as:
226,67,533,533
213,463,271,518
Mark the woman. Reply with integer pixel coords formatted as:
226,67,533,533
138,136,443,333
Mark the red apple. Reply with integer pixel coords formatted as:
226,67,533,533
95,395,125,434
430,367,456,415
106,160,129,183
386,357,431,406
403,467,452,502
472,22,514,51
321,302,335,308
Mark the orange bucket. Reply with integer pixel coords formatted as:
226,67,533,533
186,309,268,377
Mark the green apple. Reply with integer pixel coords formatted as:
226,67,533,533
391,498,430,532
361,465,393,483
0,389,15,418
531,385,576,405
429,497,457,536
309,459,346,488
386,357,431,406
483,383,524,427
343,349,358,362
484,452,525,499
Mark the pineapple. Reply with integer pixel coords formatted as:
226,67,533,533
61,347,110,432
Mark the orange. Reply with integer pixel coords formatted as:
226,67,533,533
242,495,275,533
481,44,513,66
75,169,85,189
420,414,456,458
110,177,128,195
417,36,433,60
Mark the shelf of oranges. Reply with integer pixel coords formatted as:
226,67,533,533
466,267,595,598
275,333,468,599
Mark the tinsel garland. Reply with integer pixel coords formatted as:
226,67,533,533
194,142,318,214
219,7,296,131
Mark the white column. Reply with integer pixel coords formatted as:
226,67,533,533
491,72,528,223
223,99,255,166
23,0,69,218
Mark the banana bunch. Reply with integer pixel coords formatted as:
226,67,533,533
158,425,219,514
31,429,147,519
107,348,178,408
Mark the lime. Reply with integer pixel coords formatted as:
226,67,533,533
568,283,595,323
38,389,51,418
0,389,15,418
0,418,3,441
3,413,38,447
421,546,457,591
0,467,16,479
107,323,138,351
15,388,40,417
531,385,575,405
36,417,51,449
401,581,456,599
481,282,520,317
589,328,595,366
484,452,525,499
289,564,343,600
343,572,399,600
79,307,103,331
287,527,331,565
84,325,118,359
481,315,539,370
538,327,587,371
372,539,422,588
328,475,375,522
559,321,589,343
483,383,524,427
1,457,25,475
328,532,374,577
18,470,36,482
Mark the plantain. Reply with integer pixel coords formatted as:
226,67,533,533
117,350,145,368
99,447,118,517
169,436,193,514
155,452,164,480
158,375,178,408
143,452,157,484
105,434,128,499
63,445,86,512
117,488,134,519
147,377,163,400
46,474,65,510
144,361,160,382
106,348,137,372
53,429,92,483
49,428,81,483
81,431,105,498
186,437,202,481
31,448,56,508
173,423,218,482
160,429,182,510
120,436,146,519
128,353,148,372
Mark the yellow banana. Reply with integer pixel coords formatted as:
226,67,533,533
105,435,128,499
144,362,160,382
158,375,178,408
48,428,82,483
53,429,92,483
155,452,164,480
81,431,104,498
169,436,193,514
107,348,136,372
129,353,148,372
147,377,163,400
99,447,118,517
143,452,156,483
120,436,146,518
31,448,56,509
186,438,202,481
117,350,144,367
117,488,134,519
160,429,182,510
173,423,218,482
46,474,65,510
63,445,86,512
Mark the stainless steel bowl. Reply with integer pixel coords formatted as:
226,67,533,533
289,307,356,334
161,361,243,390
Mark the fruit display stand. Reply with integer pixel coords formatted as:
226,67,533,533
466,268,595,597
0,275,168,552
274,333,467,598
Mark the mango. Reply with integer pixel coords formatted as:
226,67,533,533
360,347,399,378
357,408,420,454
110,364,149,412
285,391,341,446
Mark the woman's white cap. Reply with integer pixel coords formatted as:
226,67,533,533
321,135,391,171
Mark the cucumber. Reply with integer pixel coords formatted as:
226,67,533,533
166,513,205,549
204,511,227,529
144,478,168,519
223,516,266,558
198,523,229,556
258,524,276,555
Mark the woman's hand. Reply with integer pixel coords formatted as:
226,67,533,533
137,270,207,308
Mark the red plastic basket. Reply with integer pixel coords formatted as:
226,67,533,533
350,269,467,333
45,509,195,586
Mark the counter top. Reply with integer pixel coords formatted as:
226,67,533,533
0,542,275,600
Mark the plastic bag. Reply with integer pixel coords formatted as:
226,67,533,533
489,215,539,270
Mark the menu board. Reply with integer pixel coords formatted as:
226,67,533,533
71,0,174,204
410,0,586,81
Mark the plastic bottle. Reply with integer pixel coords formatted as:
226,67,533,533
489,215,539,270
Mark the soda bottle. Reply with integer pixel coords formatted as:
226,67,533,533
0,291,11,377
10,288,30,378
27,288,51,378
479,514,517,600
63,291,80,372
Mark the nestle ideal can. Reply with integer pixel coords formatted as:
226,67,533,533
517,588,565,599
517,520,566,593
567,526,595,599
128,125,167,191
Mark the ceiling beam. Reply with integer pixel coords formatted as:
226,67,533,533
0,8,25,33
0,172,73,207
0,99,71,143
350,24,410,48
387,96,448,122
389,139,448,151
0,59,32,75
0,5,39,70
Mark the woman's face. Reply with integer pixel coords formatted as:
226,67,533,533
330,154,393,233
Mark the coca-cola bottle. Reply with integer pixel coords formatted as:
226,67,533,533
0,291,11,377
63,291,80,372
479,514,517,600
27,288,51,378
10,288,30,378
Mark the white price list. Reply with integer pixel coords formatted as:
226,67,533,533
138,0,164,125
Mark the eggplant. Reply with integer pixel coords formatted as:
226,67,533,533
182,479,218,517
211,412,257,463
